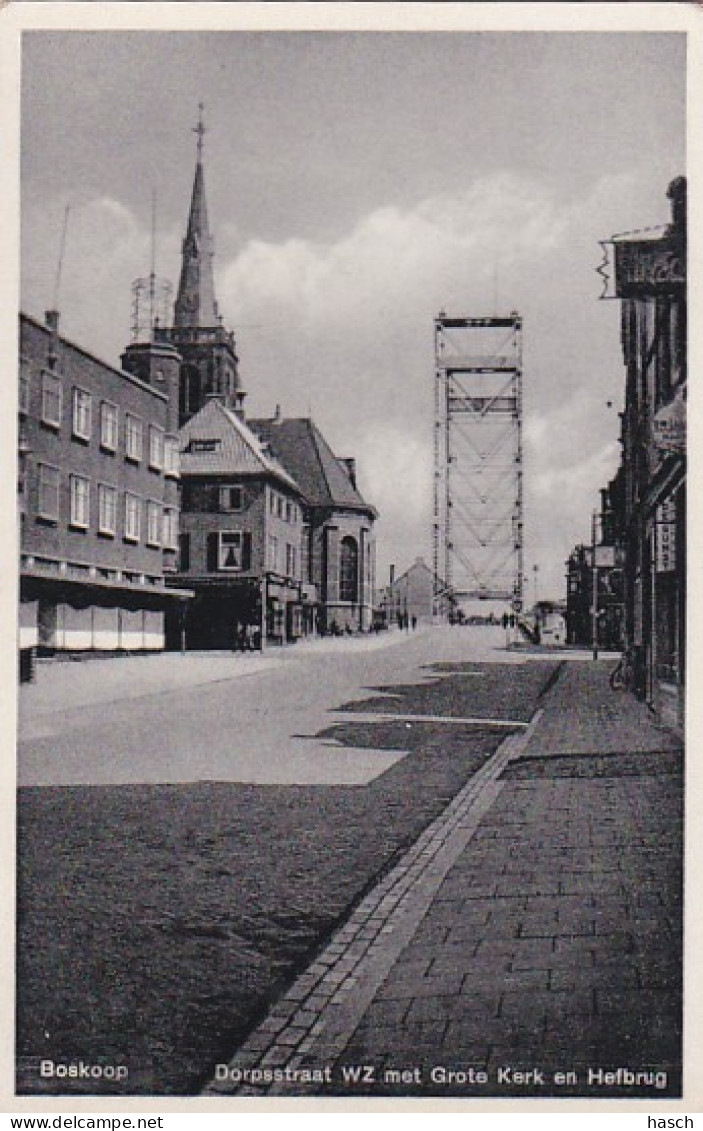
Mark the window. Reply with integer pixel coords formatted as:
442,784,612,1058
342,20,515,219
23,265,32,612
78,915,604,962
72,388,92,441
340,536,359,603
97,484,117,536
179,532,191,572
218,530,243,571
162,507,178,551
268,534,278,572
100,401,118,451
147,501,162,547
19,359,30,415
125,493,141,542
285,501,292,523
37,463,60,521
164,436,180,477
277,496,284,519
125,414,143,462
269,490,276,516
189,438,220,453
285,543,297,579
41,371,62,428
69,475,90,529
149,425,164,470
219,485,243,512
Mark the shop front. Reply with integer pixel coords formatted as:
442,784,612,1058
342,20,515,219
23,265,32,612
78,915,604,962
265,576,303,645
172,577,262,651
19,563,191,676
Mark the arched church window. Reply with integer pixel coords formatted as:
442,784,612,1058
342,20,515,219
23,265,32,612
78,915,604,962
340,536,359,603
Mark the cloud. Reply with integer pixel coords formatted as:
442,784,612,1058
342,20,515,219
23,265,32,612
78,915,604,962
20,168,644,603
214,170,633,597
220,171,569,334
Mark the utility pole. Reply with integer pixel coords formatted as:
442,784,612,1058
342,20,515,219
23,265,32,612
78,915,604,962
591,510,599,661
260,576,267,651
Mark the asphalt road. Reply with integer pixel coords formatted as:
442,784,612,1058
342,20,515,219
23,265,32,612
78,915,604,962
17,627,562,1095
18,625,547,787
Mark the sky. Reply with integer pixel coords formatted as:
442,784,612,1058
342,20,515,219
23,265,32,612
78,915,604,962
19,28,686,601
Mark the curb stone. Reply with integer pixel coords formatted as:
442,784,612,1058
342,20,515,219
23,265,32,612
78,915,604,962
201,706,545,1097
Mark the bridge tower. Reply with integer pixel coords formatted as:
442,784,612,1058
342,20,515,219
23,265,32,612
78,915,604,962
433,312,524,619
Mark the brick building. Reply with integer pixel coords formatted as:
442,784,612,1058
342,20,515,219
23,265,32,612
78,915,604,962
607,177,686,731
18,311,189,658
168,398,307,648
565,468,625,652
377,556,443,627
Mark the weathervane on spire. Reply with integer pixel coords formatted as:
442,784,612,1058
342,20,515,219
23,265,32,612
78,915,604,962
193,102,206,163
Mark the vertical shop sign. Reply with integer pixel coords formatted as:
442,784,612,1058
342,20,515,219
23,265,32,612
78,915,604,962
656,498,677,572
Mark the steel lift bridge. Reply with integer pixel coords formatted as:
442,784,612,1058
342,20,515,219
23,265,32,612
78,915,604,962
433,312,524,619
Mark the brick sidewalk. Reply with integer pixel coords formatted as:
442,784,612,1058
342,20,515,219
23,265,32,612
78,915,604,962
203,660,683,1100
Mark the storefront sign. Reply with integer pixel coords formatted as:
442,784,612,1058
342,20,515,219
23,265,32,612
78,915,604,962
652,388,686,453
655,499,677,572
614,238,685,297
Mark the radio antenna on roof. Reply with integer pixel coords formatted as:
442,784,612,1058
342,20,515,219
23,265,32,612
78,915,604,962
51,205,70,313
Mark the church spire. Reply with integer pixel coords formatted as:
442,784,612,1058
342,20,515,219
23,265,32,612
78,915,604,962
174,103,220,329
167,105,245,425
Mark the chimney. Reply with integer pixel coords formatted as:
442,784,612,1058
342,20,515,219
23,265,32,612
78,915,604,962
389,564,396,587
341,457,357,488
273,403,282,424
45,310,60,333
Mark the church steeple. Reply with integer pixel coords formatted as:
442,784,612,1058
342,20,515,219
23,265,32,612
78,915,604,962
174,104,220,329
166,104,246,426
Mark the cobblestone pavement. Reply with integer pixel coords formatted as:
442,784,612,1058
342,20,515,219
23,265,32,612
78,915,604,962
203,661,683,1101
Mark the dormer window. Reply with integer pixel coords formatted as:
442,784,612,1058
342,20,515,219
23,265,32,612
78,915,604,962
189,438,221,453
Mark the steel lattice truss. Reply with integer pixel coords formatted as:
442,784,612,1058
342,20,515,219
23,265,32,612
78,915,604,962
433,314,524,616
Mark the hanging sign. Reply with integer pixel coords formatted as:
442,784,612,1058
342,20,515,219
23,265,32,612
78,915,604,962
614,238,685,297
652,388,686,453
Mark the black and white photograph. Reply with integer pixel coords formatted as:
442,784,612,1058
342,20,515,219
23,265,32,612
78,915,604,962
6,1,697,1114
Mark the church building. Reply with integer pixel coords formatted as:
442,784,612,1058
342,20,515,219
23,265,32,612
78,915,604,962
164,109,378,644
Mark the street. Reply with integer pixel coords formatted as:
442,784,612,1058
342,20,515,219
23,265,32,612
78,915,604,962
17,626,562,1094
18,625,548,787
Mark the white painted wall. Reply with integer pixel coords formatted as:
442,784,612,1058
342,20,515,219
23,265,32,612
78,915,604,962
93,607,120,650
19,601,39,648
143,610,165,650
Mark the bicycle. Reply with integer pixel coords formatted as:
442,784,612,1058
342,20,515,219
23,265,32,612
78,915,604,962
609,653,627,690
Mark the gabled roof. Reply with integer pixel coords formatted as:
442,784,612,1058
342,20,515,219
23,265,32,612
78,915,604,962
393,557,434,584
179,399,300,491
249,417,377,515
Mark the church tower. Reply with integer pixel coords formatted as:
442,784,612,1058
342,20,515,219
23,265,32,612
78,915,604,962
167,105,245,426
